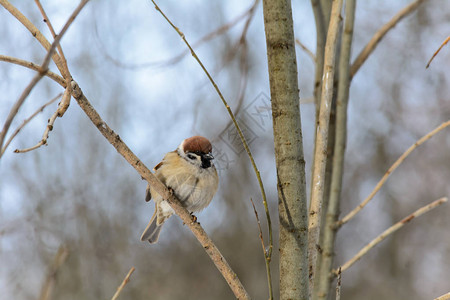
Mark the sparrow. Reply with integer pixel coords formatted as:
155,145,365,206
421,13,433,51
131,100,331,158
140,136,219,244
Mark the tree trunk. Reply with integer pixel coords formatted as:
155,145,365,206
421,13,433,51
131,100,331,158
262,0,309,299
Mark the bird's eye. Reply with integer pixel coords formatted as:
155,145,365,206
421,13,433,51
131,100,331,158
187,154,197,160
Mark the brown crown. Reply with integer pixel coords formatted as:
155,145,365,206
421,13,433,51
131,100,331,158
181,136,212,154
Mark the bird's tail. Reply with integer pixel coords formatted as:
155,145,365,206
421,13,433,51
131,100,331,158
140,212,163,244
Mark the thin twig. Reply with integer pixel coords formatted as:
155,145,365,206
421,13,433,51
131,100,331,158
0,55,65,87
70,81,250,299
0,0,65,75
337,120,450,227
95,0,258,70
38,245,69,300
308,0,343,295
34,0,71,79
334,197,448,274
1,93,61,157
350,0,426,78
150,0,273,264
0,0,88,154
250,198,273,300
426,36,450,68
0,75,44,152
34,0,72,117
295,38,316,62
111,267,135,300
14,89,68,153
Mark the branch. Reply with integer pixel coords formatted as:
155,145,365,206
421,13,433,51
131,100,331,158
426,35,450,68
150,0,272,277
95,0,259,70
1,93,61,157
350,0,426,78
435,292,450,300
314,0,356,298
0,0,88,154
295,38,316,62
111,267,135,300
38,245,69,300
250,198,273,300
308,0,343,295
334,197,448,275
34,0,71,79
70,81,250,299
337,120,450,227
34,0,72,117
310,0,326,108
14,88,69,153
0,0,65,75
0,55,65,87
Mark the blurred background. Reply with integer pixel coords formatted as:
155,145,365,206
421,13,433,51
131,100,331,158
0,0,449,299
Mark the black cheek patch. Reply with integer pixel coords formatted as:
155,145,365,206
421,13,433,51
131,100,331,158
201,157,211,169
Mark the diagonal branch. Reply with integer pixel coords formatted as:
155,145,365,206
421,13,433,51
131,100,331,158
334,197,448,275
337,120,450,227
350,0,426,78
38,245,69,300
0,0,65,75
14,87,70,153
150,0,272,285
426,35,450,68
435,292,450,300
34,0,71,79
70,81,250,299
0,0,89,154
111,267,135,300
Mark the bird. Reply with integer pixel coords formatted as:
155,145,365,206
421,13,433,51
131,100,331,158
140,136,219,244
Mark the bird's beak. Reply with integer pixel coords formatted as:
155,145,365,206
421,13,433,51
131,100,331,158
203,153,214,160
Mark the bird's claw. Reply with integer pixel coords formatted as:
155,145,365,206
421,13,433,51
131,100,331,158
190,212,199,224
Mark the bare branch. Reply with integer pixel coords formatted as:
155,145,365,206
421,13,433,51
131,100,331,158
334,197,448,274
337,120,450,227
0,0,64,75
0,55,65,87
315,1,356,298
34,0,71,79
435,292,450,300
96,0,259,70
1,93,61,157
250,198,273,300
295,38,316,62
70,81,250,299
150,0,272,267
111,267,135,300
335,267,342,300
350,0,426,78
426,35,450,68
14,88,70,153
310,0,326,107
308,0,343,294
38,245,69,300
0,0,89,155
0,75,45,153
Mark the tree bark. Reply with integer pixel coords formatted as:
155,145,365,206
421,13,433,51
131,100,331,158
262,0,309,299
